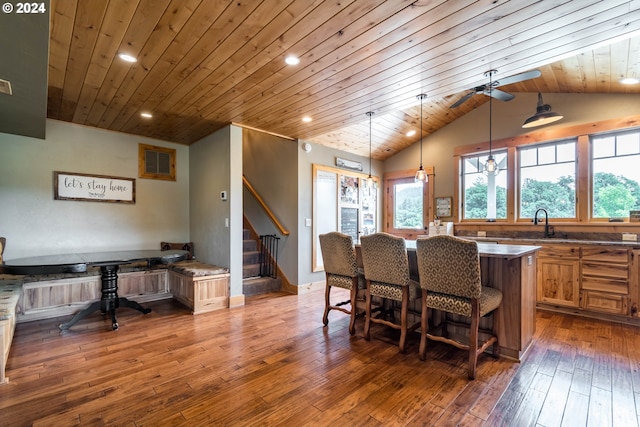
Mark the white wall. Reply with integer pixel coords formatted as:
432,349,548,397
0,119,190,259
385,93,640,201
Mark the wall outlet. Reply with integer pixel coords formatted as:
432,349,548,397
622,233,637,241
477,231,487,237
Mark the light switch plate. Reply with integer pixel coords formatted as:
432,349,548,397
305,218,312,227
622,233,637,241
477,231,487,237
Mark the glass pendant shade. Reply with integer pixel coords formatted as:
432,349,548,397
415,166,427,182
484,155,499,176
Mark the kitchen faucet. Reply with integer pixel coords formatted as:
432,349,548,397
534,208,555,238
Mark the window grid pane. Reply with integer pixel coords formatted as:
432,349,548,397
462,151,507,220
592,130,640,218
519,140,576,219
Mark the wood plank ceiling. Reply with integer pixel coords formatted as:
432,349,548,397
47,0,640,160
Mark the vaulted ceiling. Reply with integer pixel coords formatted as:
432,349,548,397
3,0,640,160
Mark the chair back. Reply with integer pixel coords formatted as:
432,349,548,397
416,235,482,299
360,232,409,287
0,237,5,263
319,232,358,277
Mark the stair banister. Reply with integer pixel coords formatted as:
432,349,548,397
242,175,290,236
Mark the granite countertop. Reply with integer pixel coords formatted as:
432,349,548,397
467,236,640,247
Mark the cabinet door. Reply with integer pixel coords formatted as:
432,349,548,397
537,257,580,307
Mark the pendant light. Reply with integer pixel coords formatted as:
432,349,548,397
484,70,499,176
522,92,563,128
415,93,428,183
366,111,375,188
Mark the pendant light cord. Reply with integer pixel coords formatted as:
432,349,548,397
419,96,423,168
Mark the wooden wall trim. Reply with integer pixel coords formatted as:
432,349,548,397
454,115,640,156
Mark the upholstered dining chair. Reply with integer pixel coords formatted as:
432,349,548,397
319,232,365,335
360,232,421,353
0,237,5,263
416,235,503,379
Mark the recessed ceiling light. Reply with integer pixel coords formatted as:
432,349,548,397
406,130,416,137
620,77,640,85
140,112,153,118
118,53,137,63
302,116,312,123
285,55,300,66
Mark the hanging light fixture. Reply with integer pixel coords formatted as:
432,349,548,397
366,111,375,188
522,92,563,128
415,93,428,183
484,70,499,176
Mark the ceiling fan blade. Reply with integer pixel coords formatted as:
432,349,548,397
449,91,476,108
493,69,541,87
485,88,515,101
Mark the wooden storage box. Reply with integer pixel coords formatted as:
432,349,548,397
168,261,230,314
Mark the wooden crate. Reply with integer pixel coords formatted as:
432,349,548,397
168,262,229,314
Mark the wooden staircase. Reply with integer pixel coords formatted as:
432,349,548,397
242,229,281,296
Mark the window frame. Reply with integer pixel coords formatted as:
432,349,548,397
453,117,640,226
460,150,509,222
516,138,578,222
383,168,434,240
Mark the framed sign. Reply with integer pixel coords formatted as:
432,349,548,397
435,196,452,217
54,171,136,204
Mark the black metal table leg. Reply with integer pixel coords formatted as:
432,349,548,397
59,264,151,331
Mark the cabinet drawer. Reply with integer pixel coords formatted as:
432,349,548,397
581,276,628,295
581,262,629,281
581,291,628,315
581,247,629,263
538,245,580,259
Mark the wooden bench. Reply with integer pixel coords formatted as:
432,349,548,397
0,280,22,384
168,261,230,314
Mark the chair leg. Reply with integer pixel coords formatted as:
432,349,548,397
419,292,428,361
468,300,480,380
348,277,358,335
492,308,500,358
398,287,409,353
364,279,372,341
322,276,331,326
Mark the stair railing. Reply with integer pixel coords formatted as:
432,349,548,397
259,234,279,278
243,175,290,236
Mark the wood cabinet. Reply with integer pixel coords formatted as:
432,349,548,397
503,239,639,322
580,246,630,315
536,245,580,307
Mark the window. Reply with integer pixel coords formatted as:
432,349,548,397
519,140,576,219
461,152,507,220
592,130,640,219
384,174,430,239
138,144,176,181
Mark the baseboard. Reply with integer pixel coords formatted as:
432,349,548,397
229,294,245,307
294,280,325,294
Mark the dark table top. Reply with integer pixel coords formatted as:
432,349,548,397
0,249,189,275
404,240,541,259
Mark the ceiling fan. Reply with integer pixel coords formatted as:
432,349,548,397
450,69,542,108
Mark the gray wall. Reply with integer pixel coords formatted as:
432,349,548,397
243,129,299,282
189,125,243,299
0,119,190,259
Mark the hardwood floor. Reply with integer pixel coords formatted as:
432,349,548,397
2,289,639,426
